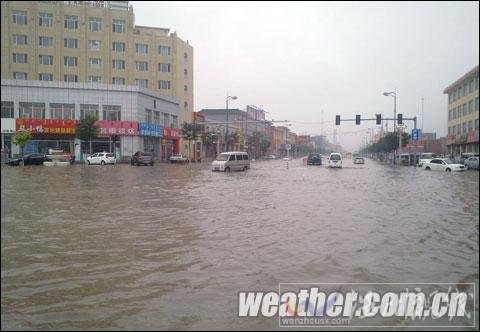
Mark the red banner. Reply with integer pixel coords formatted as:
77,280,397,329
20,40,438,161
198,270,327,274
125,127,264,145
16,118,77,135
96,120,138,136
467,130,479,143
163,127,181,139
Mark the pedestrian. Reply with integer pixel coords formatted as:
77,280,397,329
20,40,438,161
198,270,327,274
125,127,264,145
5,145,10,159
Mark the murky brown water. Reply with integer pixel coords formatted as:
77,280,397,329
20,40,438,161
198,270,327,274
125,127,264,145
1,159,479,330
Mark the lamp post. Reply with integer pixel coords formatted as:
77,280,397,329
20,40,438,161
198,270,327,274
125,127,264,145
383,90,397,165
225,95,238,152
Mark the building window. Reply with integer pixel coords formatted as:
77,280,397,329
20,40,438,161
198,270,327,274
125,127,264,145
39,55,53,65
39,73,53,81
19,102,45,119
145,109,152,123
184,52,188,60
88,58,102,68
39,12,53,27
476,76,479,90
469,100,474,114
64,15,78,29
458,87,462,99
12,35,27,45
1,102,14,119
172,115,178,128
112,19,125,33
463,83,468,97
135,79,148,88
462,122,467,134
476,97,479,112
136,44,148,54
39,36,54,47
112,42,125,52
12,10,27,25
88,76,102,83
112,77,125,85
80,104,99,119
469,79,474,94
448,110,452,121
112,60,125,69
184,101,188,109
153,110,160,124
13,53,28,64
468,120,473,132
89,17,102,32
158,63,171,72
13,72,27,80
163,113,170,127
64,56,78,67
88,40,102,50
158,80,171,89
64,38,78,48
476,119,479,130
184,85,188,92
457,124,461,135
184,69,188,77
103,105,121,121
50,103,75,120
463,103,467,116
64,75,78,82
135,61,148,71
159,46,171,56
153,100,157,109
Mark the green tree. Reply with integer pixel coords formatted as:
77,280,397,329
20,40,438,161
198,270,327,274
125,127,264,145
181,122,201,160
203,131,218,157
13,130,32,157
75,115,100,154
247,132,271,158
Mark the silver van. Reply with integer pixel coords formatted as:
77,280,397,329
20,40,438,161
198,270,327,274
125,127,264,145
211,152,250,172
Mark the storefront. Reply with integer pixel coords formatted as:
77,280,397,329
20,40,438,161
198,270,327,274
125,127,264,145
447,131,479,155
1,118,15,160
139,123,163,160
93,120,139,160
161,127,181,161
15,118,77,155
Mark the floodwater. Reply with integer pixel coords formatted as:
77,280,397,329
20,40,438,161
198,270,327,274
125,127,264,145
1,159,479,330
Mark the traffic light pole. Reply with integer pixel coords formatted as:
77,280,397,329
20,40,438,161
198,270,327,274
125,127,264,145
336,115,418,166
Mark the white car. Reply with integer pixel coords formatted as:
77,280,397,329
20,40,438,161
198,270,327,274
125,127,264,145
169,153,189,164
328,153,342,168
353,157,365,164
86,152,116,165
417,153,437,167
422,158,466,172
283,156,290,161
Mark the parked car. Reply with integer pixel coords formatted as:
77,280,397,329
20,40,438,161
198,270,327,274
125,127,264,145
459,153,479,165
464,156,479,170
353,157,365,164
417,152,437,167
328,153,342,168
169,153,189,164
283,156,291,161
6,153,51,166
212,151,250,172
86,152,116,165
131,151,154,166
422,158,466,172
266,154,277,160
307,153,322,165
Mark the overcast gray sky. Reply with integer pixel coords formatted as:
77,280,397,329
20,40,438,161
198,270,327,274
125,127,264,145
131,1,479,151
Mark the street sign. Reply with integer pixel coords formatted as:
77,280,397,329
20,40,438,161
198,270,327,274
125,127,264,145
412,129,420,141
286,144,291,150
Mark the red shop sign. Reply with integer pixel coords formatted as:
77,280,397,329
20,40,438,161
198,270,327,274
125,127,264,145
96,120,139,136
163,127,181,139
16,118,78,135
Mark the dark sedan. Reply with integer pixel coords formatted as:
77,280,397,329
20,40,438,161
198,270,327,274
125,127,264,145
6,153,51,166
307,153,322,165
131,151,154,166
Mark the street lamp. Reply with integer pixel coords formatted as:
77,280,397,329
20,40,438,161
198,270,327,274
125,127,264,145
383,90,397,165
225,95,238,152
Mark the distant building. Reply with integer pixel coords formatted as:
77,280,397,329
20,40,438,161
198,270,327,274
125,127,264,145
444,65,479,154
420,132,436,141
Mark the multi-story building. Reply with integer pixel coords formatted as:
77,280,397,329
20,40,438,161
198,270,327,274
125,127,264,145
1,1,193,157
444,65,479,155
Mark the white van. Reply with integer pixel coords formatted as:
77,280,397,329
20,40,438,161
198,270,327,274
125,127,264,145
328,153,342,168
212,152,250,172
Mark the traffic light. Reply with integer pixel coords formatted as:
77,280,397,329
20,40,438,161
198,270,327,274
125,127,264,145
397,113,403,125
355,114,361,125
376,114,381,125
335,115,340,125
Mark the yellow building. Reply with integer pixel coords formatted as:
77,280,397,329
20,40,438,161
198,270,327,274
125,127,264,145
1,0,193,154
444,65,479,154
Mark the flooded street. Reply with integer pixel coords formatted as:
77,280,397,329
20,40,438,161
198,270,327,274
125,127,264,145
1,159,479,330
